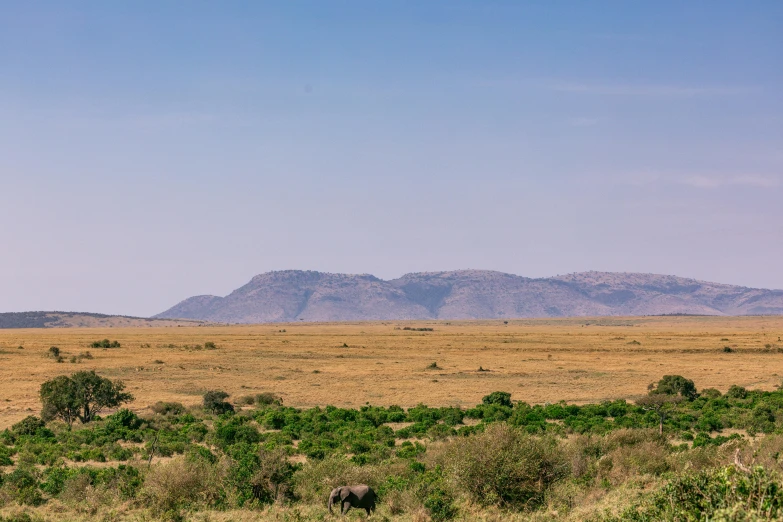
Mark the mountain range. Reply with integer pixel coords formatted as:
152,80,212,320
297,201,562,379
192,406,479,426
154,270,783,323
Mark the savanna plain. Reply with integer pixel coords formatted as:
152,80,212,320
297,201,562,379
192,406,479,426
1,316,783,521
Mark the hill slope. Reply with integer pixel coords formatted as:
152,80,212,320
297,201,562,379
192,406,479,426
155,270,783,323
0,312,202,329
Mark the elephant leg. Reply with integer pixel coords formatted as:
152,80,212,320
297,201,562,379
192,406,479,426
342,501,352,515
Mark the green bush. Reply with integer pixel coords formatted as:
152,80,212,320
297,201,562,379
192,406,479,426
649,375,698,400
151,401,186,416
438,423,568,509
1,468,42,506
141,457,225,514
727,385,748,399
482,391,513,408
424,487,457,521
203,391,234,415
10,417,45,438
0,446,13,466
609,466,783,521
248,447,297,504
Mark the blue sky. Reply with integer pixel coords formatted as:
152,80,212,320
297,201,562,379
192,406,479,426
2,1,782,316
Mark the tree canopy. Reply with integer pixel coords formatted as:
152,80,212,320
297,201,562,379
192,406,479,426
40,371,134,426
648,375,698,400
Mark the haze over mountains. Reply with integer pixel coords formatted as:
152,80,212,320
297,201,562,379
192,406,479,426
155,270,783,323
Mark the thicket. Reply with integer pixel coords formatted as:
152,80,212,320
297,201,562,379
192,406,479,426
1,375,783,520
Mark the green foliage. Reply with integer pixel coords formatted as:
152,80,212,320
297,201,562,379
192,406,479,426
8,374,783,518
727,385,748,399
213,416,260,447
151,401,186,415
11,417,45,438
609,466,783,521
439,423,568,509
141,457,225,514
0,445,13,467
649,375,698,400
423,475,458,521
701,388,723,399
396,441,426,459
482,391,513,408
39,371,133,425
203,390,234,414
1,468,42,506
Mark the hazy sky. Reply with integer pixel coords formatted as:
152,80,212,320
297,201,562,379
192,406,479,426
2,1,782,316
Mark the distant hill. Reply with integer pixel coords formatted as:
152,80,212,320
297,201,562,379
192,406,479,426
0,311,202,329
155,270,783,323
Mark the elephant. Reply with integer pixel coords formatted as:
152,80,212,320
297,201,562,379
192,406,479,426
328,484,377,516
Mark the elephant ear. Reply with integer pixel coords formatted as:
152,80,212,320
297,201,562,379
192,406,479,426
339,487,351,500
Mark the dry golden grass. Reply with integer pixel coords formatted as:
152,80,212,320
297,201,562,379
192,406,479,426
0,315,782,428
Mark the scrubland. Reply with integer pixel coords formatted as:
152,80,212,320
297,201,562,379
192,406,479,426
0,316,782,521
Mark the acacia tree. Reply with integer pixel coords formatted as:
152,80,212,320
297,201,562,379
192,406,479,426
40,371,134,426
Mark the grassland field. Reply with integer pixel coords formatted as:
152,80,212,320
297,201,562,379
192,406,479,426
1,315,781,429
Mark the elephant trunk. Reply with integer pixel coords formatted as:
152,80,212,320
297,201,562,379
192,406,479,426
328,492,335,514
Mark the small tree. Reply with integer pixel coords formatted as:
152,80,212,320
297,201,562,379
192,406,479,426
203,390,234,414
40,375,80,426
482,391,513,408
637,394,683,435
648,375,698,400
40,371,134,426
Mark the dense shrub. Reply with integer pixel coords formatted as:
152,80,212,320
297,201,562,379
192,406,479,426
141,457,226,514
151,401,186,416
0,468,42,506
483,391,513,408
609,466,783,521
438,423,569,509
203,391,234,415
255,392,283,406
649,375,698,400
247,447,297,503
727,385,748,399
6,375,783,519
10,417,45,438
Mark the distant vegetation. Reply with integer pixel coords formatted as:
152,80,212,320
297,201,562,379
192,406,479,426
1,373,783,520
90,339,121,349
